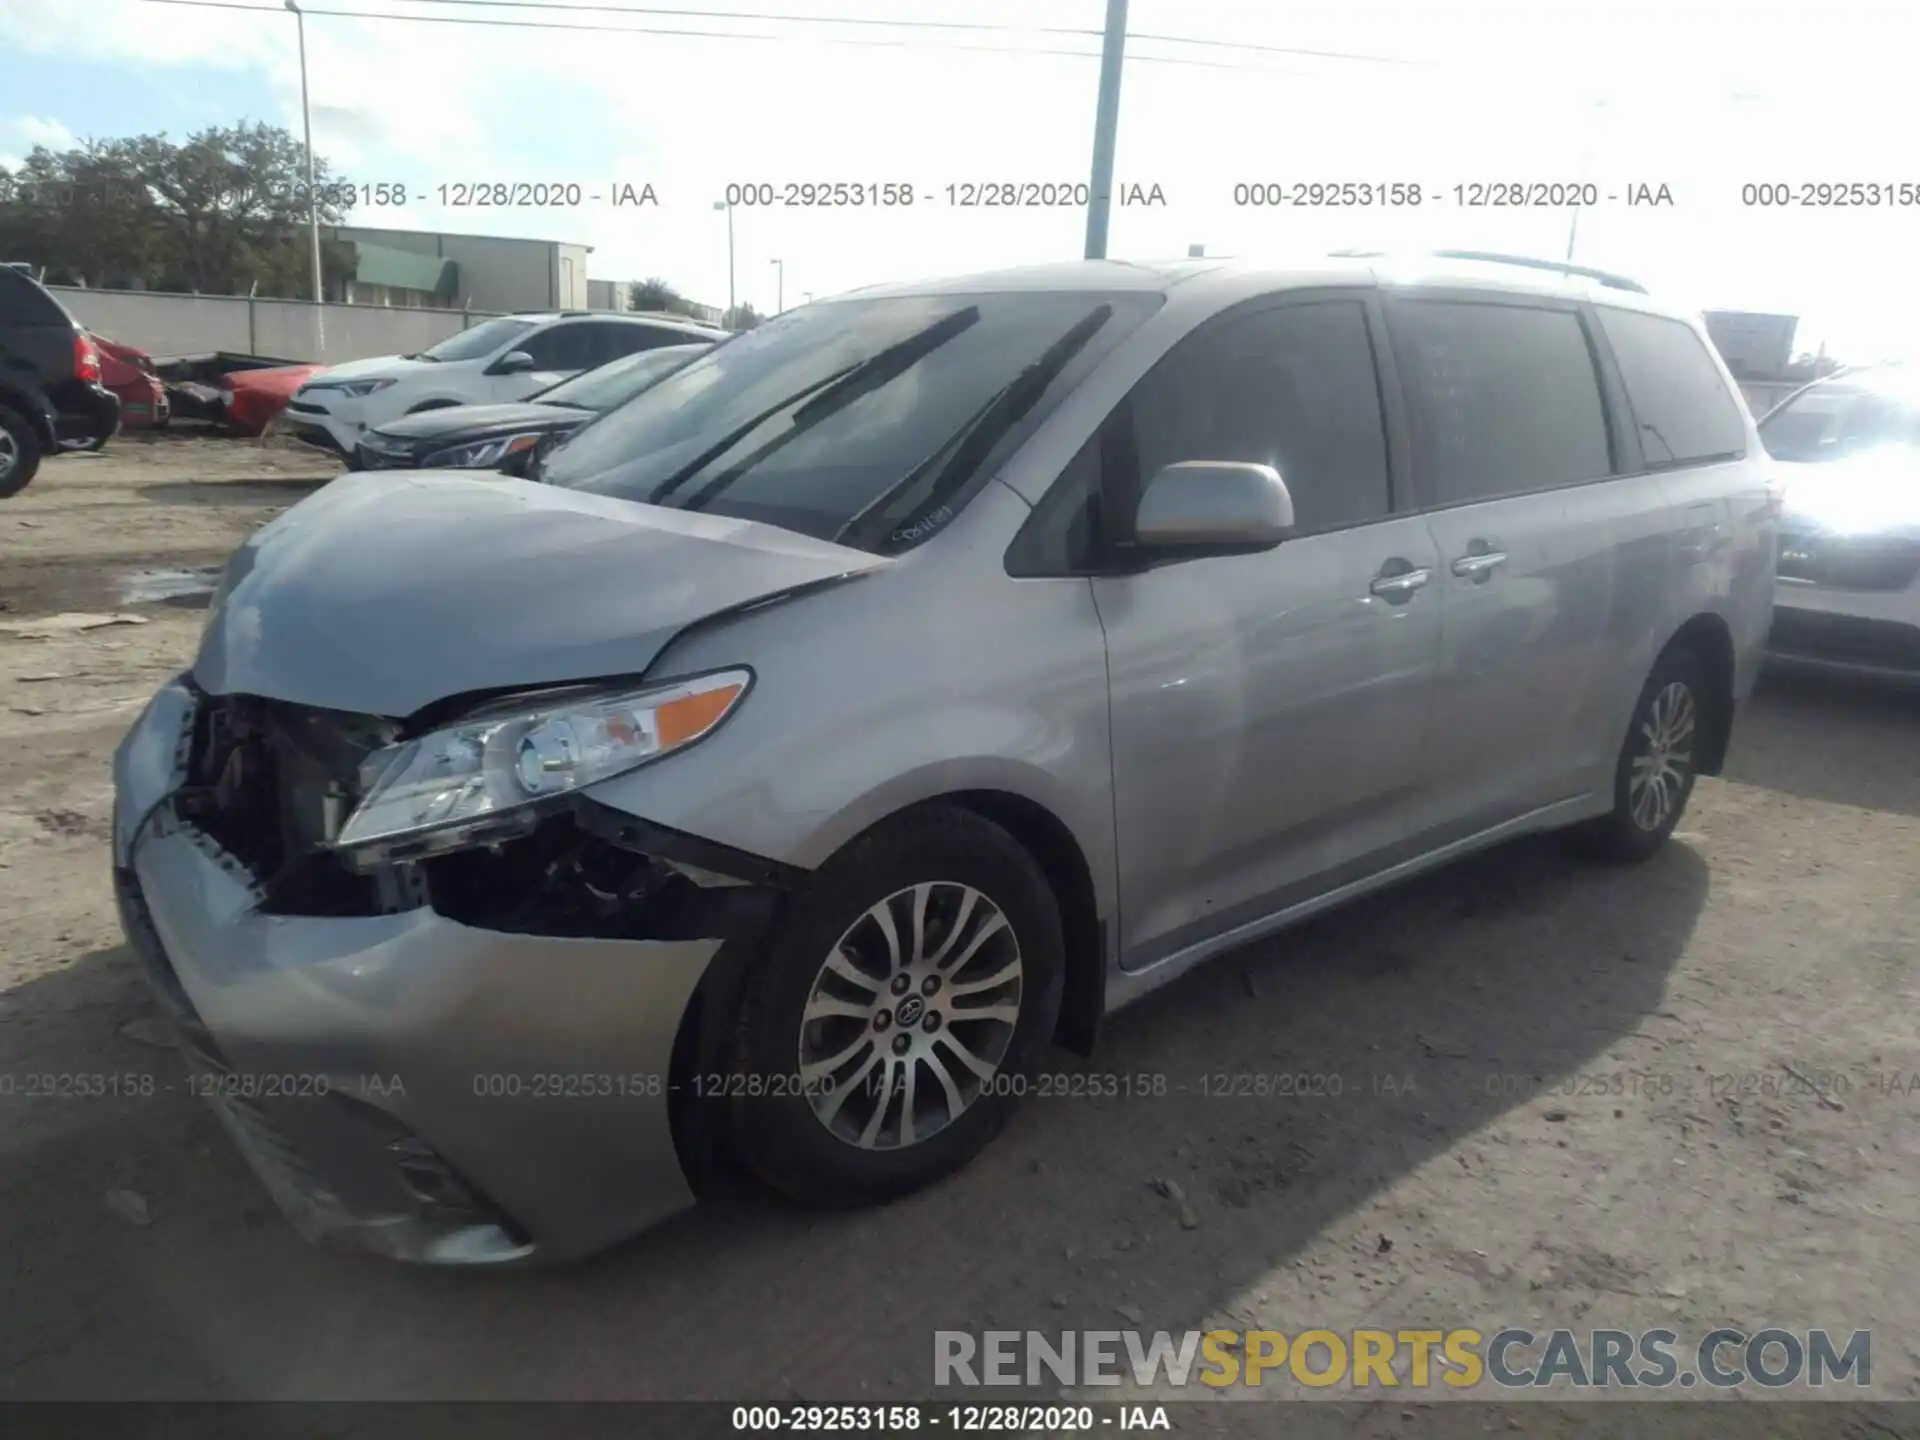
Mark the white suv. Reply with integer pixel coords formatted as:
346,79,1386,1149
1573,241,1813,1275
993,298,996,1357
1759,364,1920,682
284,311,725,457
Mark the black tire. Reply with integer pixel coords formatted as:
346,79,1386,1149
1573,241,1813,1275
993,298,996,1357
1568,646,1708,863
0,405,44,499
729,805,1066,1207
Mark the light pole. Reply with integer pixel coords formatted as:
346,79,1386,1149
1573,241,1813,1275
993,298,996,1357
712,199,735,320
769,257,784,314
1082,0,1129,260
1566,98,1608,264
285,0,322,304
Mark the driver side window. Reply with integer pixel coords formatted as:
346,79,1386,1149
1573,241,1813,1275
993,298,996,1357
1129,299,1392,535
518,323,595,371
1006,296,1394,577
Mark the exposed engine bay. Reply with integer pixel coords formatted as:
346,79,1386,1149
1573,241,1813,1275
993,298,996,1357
173,687,780,940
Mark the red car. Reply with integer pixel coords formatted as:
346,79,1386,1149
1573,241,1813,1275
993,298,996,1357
220,363,328,437
93,335,168,434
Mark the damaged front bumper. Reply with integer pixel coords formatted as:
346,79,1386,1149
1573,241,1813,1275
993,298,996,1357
111,676,779,1265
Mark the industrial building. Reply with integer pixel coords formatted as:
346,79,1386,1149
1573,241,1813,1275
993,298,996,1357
326,225,592,313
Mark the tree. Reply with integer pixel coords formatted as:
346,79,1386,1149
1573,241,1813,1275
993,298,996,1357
0,122,347,296
0,138,164,287
723,302,763,331
630,276,685,313
137,123,348,294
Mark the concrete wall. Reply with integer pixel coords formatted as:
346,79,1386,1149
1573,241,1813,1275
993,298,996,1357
331,226,580,313
50,287,503,365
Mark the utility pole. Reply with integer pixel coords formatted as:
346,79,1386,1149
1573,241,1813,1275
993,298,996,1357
770,257,784,314
1082,0,1129,260
713,199,735,320
286,0,322,304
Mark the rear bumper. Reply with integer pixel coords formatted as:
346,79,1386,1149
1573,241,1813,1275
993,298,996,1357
111,680,721,1265
1767,603,1920,683
53,384,120,444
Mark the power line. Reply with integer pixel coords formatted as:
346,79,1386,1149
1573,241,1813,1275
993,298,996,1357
324,0,1104,38
127,0,1110,59
1129,29,1425,67
124,0,1425,72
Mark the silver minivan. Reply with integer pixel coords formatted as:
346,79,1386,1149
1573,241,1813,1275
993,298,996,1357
113,253,1777,1264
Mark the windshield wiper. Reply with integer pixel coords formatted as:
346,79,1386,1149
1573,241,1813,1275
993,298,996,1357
650,306,981,508
833,303,1114,550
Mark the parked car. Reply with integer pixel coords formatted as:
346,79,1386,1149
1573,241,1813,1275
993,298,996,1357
1757,364,1920,681
93,335,169,435
0,264,121,496
222,363,328,437
114,254,1774,1264
283,311,725,457
353,340,712,475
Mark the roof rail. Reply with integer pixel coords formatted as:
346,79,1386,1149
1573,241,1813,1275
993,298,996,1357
1330,248,1649,294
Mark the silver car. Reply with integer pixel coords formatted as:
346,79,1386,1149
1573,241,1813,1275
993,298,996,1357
112,253,1776,1265
1758,364,1920,682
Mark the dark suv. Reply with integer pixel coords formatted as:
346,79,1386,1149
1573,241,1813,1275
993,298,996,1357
0,264,121,497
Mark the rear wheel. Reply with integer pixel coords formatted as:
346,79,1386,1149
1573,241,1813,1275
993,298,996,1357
729,806,1065,1206
0,405,43,499
1569,647,1707,863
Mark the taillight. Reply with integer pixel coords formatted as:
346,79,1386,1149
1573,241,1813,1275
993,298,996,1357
74,332,102,384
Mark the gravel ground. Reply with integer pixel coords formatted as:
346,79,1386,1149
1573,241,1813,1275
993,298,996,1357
1,437,1917,1430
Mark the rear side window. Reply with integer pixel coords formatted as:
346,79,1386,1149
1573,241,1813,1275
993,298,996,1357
1389,299,1612,506
0,268,69,326
1596,308,1748,468
599,323,701,361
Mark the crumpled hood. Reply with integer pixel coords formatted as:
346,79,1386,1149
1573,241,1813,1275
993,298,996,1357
194,471,889,717
1777,453,1920,537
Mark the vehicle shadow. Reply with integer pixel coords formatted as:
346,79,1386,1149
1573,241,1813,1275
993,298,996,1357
0,832,1706,1401
136,478,332,507
1723,670,1920,817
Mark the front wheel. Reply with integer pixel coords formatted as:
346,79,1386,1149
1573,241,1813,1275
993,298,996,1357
1569,647,1707,863
729,806,1065,1207
0,405,43,499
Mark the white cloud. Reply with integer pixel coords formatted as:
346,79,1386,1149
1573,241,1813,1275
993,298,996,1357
0,114,81,156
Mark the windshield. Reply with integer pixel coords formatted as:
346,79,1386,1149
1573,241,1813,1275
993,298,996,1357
418,316,538,363
542,291,1158,553
534,343,712,412
1760,372,1920,461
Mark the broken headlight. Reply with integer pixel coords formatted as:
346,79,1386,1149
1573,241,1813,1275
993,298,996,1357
333,668,751,858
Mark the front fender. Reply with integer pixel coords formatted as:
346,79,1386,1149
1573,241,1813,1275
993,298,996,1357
579,522,1118,921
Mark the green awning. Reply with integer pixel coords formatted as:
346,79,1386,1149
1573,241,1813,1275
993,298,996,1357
350,241,457,299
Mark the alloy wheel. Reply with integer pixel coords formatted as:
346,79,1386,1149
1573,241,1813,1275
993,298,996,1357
1627,680,1696,831
0,428,17,484
798,881,1024,1150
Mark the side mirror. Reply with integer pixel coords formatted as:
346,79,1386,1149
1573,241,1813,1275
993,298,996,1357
492,350,536,375
1133,461,1295,552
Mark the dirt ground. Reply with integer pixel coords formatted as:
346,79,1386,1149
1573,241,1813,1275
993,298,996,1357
2,437,1918,1427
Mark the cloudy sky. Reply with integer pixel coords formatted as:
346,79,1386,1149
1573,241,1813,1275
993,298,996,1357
2,0,1916,359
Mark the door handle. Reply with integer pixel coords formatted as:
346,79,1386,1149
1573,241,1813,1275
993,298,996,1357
1369,566,1432,599
1451,550,1508,578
